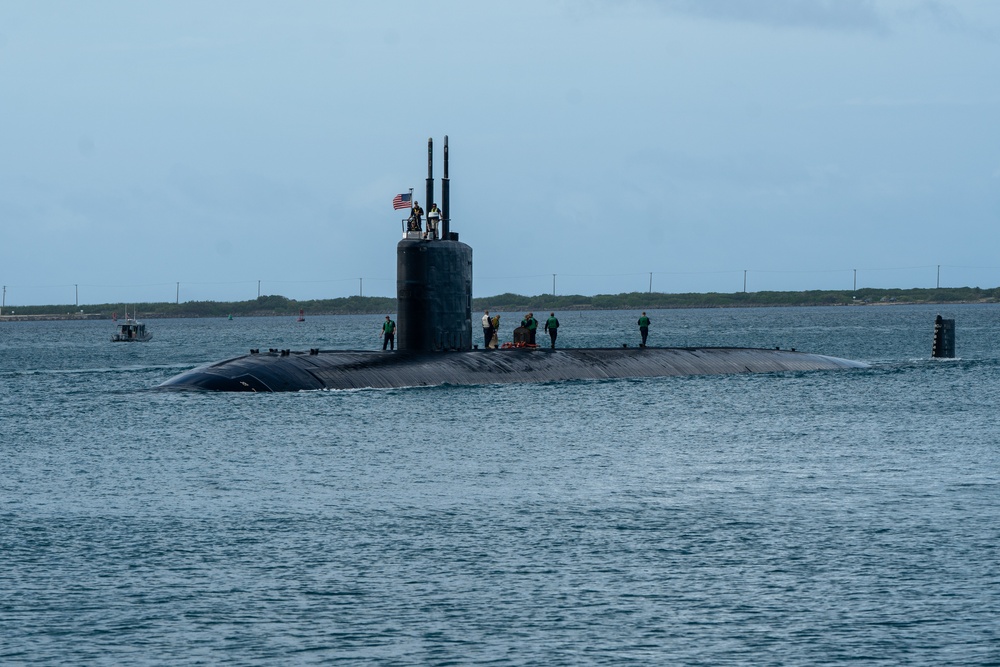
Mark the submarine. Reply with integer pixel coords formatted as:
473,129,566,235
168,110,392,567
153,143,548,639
159,137,867,392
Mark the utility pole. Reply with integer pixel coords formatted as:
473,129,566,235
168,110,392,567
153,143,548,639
176,282,179,305
552,274,556,296
75,284,78,307
257,280,261,299
937,265,940,289
649,272,652,294
743,270,747,293
853,269,857,291
359,277,363,297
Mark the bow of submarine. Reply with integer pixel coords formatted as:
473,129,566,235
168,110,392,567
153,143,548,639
159,352,328,392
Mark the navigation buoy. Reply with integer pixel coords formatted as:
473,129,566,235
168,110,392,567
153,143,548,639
932,314,955,358
297,309,305,322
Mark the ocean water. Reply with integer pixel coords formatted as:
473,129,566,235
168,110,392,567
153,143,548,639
1,305,998,665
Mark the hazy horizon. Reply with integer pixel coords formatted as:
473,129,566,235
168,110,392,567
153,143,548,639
3,1,998,306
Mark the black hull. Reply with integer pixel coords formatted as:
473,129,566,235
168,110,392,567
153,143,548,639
157,347,867,392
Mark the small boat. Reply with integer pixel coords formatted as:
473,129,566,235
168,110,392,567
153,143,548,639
112,317,152,342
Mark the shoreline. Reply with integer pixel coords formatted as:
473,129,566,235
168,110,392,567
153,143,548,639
1,299,995,323
0,313,108,322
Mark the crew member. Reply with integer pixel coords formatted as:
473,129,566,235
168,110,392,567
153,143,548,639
426,203,441,240
637,311,650,347
526,312,538,345
544,312,559,349
482,310,493,348
382,315,397,350
408,201,424,232
490,314,500,348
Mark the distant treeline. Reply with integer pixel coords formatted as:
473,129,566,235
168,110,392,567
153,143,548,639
4,287,999,319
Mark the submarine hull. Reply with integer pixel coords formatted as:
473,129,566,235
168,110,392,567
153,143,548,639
157,347,868,392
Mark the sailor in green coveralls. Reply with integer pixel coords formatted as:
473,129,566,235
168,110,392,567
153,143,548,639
525,313,538,345
637,312,650,347
544,313,559,349
382,315,396,351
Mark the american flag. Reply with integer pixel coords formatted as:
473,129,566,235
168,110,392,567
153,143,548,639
392,192,412,210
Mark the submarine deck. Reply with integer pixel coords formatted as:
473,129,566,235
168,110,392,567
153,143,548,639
158,346,868,392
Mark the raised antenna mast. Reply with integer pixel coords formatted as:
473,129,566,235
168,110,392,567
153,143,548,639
425,137,434,227
441,135,450,239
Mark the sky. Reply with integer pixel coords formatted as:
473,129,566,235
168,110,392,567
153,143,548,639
1,0,999,306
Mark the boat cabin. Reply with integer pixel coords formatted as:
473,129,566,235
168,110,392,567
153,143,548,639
112,320,152,342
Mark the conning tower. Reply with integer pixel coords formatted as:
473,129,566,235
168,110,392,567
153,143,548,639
396,136,473,351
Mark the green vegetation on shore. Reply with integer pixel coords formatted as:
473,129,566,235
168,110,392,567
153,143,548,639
2,286,998,320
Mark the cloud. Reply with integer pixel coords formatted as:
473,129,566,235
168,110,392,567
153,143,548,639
640,0,889,33
841,96,976,108
894,1,999,42
633,0,999,41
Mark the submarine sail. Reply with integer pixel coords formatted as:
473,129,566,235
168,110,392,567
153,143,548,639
397,137,473,352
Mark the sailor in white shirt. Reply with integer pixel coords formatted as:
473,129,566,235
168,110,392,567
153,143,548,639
482,310,493,348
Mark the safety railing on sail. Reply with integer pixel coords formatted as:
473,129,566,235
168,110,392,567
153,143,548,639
402,216,423,239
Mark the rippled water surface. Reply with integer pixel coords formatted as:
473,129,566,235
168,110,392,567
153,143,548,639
2,305,998,665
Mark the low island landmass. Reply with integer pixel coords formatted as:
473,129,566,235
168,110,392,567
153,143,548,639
1,286,998,321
